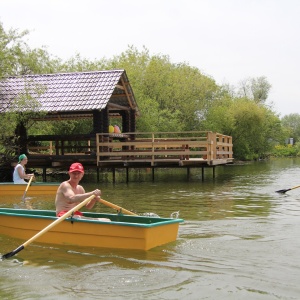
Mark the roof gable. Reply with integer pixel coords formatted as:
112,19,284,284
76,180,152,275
0,69,139,118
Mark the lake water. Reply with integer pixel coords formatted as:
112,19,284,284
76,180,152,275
0,158,300,299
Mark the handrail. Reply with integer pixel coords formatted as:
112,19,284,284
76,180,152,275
96,131,233,165
25,131,233,165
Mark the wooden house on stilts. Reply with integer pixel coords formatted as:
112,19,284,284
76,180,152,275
0,69,233,182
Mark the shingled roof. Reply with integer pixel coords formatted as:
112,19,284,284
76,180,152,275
0,69,139,119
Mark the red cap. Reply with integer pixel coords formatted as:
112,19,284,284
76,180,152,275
69,162,84,173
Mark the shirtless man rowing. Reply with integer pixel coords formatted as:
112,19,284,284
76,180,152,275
55,162,110,221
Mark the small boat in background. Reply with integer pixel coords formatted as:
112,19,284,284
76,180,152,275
0,208,184,251
0,182,59,196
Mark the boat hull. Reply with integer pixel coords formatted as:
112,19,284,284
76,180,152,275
0,182,59,196
0,209,183,251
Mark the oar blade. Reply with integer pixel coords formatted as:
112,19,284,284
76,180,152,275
275,188,290,193
276,184,300,193
2,245,24,260
21,191,27,201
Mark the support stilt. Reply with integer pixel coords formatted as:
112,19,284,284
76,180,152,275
43,167,47,182
113,168,116,184
187,167,190,180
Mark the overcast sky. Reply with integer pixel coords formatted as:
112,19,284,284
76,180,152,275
1,0,299,117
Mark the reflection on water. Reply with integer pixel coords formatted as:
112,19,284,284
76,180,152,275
1,158,300,299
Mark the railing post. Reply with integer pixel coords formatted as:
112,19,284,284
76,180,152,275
96,134,100,165
61,140,64,155
151,132,155,166
229,136,233,159
55,139,59,155
212,132,217,160
207,131,217,162
49,141,53,155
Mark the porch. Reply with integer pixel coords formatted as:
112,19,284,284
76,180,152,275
23,131,233,182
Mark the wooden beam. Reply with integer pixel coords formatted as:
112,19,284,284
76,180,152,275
116,84,125,90
107,103,130,111
110,93,133,98
121,76,134,110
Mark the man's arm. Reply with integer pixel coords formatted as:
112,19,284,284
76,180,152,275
60,182,101,206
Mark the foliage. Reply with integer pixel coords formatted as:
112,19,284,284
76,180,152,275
49,119,92,135
237,76,272,104
61,46,219,133
134,96,184,132
0,21,62,160
0,22,29,78
0,21,62,78
202,96,285,160
281,113,300,144
100,46,220,132
272,144,299,157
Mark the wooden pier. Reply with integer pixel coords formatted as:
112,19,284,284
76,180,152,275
24,131,233,182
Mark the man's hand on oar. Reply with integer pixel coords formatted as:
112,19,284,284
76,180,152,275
276,184,300,193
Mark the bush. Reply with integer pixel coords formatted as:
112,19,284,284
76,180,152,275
272,144,299,157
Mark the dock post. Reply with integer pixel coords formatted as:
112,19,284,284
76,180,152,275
213,166,215,178
126,167,129,183
152,167,155,182
97,167,99,182
187,167,190,180
43,167,47,182
202,167,204,181
112,168,116,183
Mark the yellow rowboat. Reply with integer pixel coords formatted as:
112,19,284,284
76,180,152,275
0,208,184,251
0,182,59,196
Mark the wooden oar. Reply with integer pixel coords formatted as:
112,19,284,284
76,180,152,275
276,184,300,194
22,175,34,201
99,198,137,216
2,195,95,260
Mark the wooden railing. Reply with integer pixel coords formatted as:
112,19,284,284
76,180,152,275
96,131,233,166
26,131,233,166
27,134,95,155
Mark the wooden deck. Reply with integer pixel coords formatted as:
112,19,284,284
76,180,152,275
96,131,233,167
23,131,233,181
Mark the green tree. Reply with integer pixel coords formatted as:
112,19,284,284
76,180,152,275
101,46,219,132
53,46,220,133
0,22,61,156
237,76,271,104
0,21,62,77
0,21,29,78
202,96,284,160
281,113,300,144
